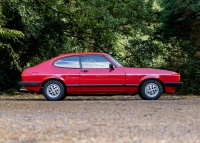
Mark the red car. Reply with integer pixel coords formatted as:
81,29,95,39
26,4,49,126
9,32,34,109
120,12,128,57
18,52,182,101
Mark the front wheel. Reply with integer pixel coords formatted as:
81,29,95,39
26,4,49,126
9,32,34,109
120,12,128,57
139,80,163,100
43,80,65,101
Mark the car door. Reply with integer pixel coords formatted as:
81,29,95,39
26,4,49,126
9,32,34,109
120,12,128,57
79,55,126,93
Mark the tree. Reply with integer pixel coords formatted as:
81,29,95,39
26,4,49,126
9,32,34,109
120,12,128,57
158,0,200,94
0,4,24,92
0,0,159,93
35,0,159,63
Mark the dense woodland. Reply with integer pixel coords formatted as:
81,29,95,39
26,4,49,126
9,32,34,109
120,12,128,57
0,0,200,94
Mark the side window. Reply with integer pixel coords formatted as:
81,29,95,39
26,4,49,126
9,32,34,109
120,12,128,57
81,55,111,68
54,56,80,68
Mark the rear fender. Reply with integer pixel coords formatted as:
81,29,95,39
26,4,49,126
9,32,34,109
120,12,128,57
41,75,65,87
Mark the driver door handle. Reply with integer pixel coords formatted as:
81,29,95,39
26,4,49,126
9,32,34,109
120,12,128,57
81,70,88,72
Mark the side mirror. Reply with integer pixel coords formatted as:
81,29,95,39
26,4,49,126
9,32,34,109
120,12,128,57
109,63,114,70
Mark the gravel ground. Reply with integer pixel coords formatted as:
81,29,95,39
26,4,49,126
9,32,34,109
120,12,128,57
0,94,200,143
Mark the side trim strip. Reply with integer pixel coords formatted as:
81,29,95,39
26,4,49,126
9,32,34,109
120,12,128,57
66,84,80,87
80,84,124,87
66,84,139,87
126,84,139,87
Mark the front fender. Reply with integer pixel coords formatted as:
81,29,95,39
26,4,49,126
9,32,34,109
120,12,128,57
139,75,166,92
140,75,161,83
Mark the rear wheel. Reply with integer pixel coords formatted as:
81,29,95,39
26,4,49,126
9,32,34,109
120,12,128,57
43,80,65,101
139,80,163,100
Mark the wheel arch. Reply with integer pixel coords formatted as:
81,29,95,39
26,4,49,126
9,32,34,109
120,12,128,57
138,78,166,93
41,78,66,92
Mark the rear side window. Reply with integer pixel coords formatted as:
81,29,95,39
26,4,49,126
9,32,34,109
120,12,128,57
54,56,80,68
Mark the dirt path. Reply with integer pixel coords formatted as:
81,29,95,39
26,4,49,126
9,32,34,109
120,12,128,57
0,94,200,143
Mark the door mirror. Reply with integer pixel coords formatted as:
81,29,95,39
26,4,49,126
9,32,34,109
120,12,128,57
109,63,114,70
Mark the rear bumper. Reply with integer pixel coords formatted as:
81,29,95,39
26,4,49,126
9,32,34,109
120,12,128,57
17,81,41,92
18,81,41,87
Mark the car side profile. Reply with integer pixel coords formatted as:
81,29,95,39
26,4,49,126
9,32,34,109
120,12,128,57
18,52,182,101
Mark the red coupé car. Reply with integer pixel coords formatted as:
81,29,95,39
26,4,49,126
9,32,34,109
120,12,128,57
18,52,182,101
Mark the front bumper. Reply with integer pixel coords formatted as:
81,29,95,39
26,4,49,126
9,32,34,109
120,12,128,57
164,82,183,87
164,82,183,92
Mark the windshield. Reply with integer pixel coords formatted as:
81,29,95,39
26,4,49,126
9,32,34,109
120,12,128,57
107,54,123,67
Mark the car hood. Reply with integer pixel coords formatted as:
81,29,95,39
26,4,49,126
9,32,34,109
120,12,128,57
123,67,179,75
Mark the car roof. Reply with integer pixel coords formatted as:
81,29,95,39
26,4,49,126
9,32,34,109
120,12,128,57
59,52,107,57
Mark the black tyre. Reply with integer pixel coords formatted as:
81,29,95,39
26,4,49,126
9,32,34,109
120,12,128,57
60,94,68,100
139,80,163,100
43,80,65,101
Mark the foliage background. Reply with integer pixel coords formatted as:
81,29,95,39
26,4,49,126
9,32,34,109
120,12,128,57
0,0,199,94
